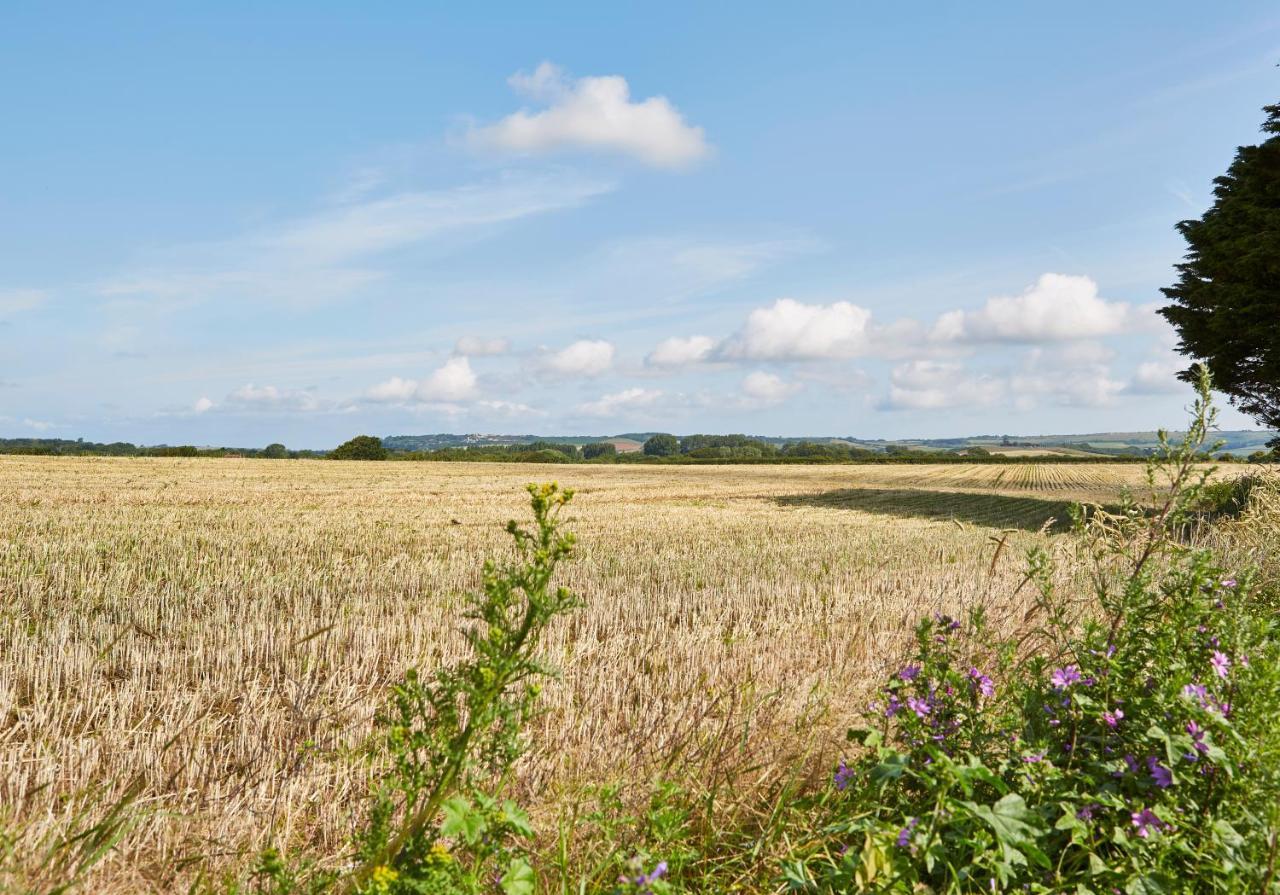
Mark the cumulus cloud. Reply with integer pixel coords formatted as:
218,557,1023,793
576,387,664,418
741,371,801,406
470,62,710,169
454,336,509,356
880,361,1006,411
367,357,479,403
647,335,715,368
192,396,214,414
541,339,615,377
720,298,873,361
931,273,1141,343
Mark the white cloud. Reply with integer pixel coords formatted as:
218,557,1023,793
721,298,872,360
1128,358,1187,395
741,371,801,406
0,289,47,318
367,357,479,403
366,376,418,402
470,62,710,169
576,387,664,418
541,339,615,377
454,336,509,356
647,335,715,368
225,383,322,412
931,274,1141,343
192,396,214,414
415,356,479,402
21,417,55,431
476,399,544,417
880,361,1006,411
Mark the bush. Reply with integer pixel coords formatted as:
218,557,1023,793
782,368,1280,893
330,435,388,461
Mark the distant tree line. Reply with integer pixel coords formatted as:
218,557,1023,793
0,437,322,459
3,434,1274,465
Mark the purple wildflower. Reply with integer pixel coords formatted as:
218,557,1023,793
1050,665,1082,689
899,664,921,682
1220,577,1237,589
906,696,931,719
1211,651,1231,679
1147,756,1173,788
1131,808,1166,839
1182,682,1208,707
1102,709,1123,728
1184,721,1208,761
834,760,854,791
968,667,996,699
1022,752,1046,764
634,861,667,889
895,817,919,849
884,695,902,717
1076,804,1098,822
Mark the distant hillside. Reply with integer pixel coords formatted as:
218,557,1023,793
381,429,1273,456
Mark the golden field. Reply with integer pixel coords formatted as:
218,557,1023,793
0,457,1172,890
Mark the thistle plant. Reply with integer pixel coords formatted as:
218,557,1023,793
249,483,578,895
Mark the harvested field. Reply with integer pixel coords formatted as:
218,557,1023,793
0,457,1223,890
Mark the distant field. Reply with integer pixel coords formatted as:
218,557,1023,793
0,457,1228,890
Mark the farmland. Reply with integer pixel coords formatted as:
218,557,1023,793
0,457,1239,890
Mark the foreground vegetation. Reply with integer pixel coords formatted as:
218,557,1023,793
2,378,1278,892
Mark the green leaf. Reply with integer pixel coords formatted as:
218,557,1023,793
1125,875,1166,895
500,857,535,895
848,727,883,748
1212,819,1244,849
960,794,1050,870
870,753,909,785
501,800,535,838
441,796,486,845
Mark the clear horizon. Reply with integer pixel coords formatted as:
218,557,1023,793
3,3,1277,449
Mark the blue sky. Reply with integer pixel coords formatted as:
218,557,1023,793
2,2,1277,448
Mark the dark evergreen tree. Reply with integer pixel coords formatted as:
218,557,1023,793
1160,103,1280,441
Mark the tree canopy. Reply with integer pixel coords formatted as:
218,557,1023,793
1160,103,1280,439
642,433,679,456
330,435,388,461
